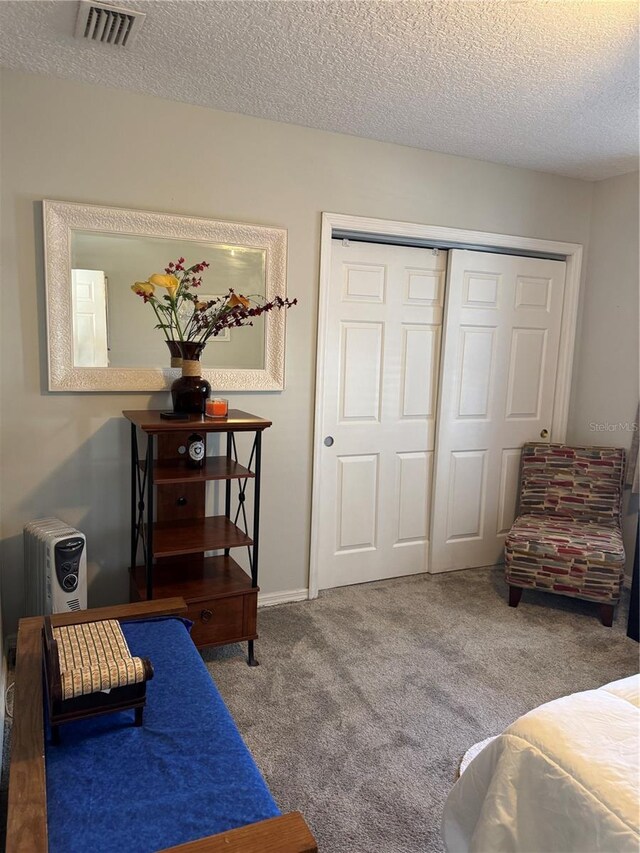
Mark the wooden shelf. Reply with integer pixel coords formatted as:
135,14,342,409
123,409,272,434
131,556,254,603
127,409,269,659
141,456,255,484
153,517,252,558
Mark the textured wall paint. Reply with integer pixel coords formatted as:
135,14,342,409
0,69,596,633
568,171,639,570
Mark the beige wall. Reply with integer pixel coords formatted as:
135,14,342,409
0,69,598,633
569,171,639,569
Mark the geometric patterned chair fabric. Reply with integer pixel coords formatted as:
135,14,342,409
43,616,153,743
505,443,626,626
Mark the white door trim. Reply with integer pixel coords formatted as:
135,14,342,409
309,212,584,599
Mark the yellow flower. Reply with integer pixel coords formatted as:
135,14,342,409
228,293,250,309
131,281,155,297
149,273,180,299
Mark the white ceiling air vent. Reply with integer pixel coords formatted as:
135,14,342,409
74,0,146,48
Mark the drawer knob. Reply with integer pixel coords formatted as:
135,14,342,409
200,608,213,623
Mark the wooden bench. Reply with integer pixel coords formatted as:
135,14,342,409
7,598,317,853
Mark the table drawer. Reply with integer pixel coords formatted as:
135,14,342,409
187,594,250,647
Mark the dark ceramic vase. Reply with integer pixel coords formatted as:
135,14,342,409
166,340,183,369
171,341,211,414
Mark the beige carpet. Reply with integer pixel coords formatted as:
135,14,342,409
203,567,638,853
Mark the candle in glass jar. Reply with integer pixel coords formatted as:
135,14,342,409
206,397,228,418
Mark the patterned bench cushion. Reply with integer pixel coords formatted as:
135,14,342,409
53,620,148,700
506,514,625,603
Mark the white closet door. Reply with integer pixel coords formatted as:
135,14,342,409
316,240,446,590
430,249,566,573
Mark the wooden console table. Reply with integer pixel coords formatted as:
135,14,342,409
123,410,271,665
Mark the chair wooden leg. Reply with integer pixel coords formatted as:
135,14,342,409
135,706,143,727
599,603,614,627
508,586,523,608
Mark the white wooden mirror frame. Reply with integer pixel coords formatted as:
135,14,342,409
43,200,288,391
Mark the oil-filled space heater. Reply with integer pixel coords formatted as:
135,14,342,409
24,518,87,615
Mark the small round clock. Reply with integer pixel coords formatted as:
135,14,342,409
186,433,205,468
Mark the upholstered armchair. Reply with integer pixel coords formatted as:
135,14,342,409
505,443,626,626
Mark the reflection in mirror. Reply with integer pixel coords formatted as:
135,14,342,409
70,231,267,370
71,268,109,366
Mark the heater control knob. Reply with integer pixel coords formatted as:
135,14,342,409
62,574,78,592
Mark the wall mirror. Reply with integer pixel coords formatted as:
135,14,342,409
44,200,288,391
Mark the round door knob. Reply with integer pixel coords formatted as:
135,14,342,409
200,609,213,623
540,428,549,439
324,436,334,447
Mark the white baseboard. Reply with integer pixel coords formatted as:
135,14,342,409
258,588,309,608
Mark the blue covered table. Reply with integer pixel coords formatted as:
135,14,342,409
7,598,317,853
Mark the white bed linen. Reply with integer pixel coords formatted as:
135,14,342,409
442,675,640,853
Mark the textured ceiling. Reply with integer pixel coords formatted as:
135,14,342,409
0,0,637,180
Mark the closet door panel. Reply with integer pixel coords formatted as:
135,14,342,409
316,240,447,590
430,249,566,573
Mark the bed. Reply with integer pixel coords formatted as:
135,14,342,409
442,675,640,852
6,598,317,853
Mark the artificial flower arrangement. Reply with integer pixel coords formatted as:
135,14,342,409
131,256,297,348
